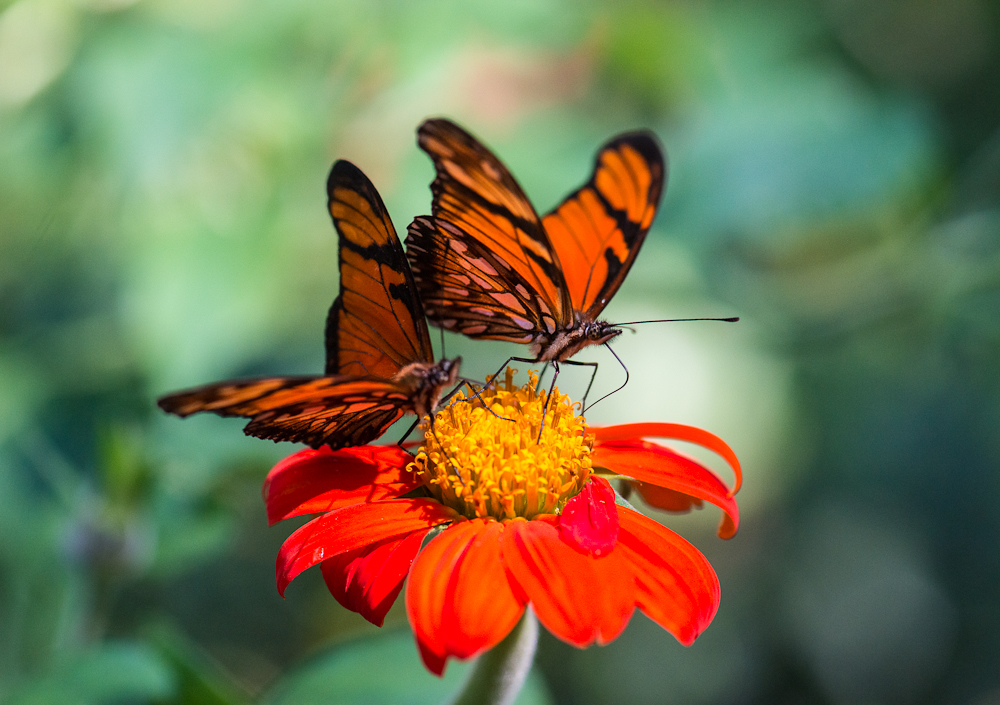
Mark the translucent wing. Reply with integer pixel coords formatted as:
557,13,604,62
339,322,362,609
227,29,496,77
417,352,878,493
406,216,553,343
326,160,434,377
541,133,665,319
157,376,410,450
415,119,571,327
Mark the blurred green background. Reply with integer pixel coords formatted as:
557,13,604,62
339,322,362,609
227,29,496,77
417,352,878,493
2,0,1000,703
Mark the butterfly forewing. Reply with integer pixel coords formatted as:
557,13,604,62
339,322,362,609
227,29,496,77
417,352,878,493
540,133,665,318
159,159,457,451
159,377,409,449
416,119,572,327
326,161,434,378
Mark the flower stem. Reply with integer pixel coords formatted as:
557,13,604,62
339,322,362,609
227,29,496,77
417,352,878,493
449,608,539,705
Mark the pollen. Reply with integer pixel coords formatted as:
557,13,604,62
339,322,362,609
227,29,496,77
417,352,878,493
408,368,594,521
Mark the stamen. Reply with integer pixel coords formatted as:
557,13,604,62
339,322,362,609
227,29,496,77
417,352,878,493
408,368,594,521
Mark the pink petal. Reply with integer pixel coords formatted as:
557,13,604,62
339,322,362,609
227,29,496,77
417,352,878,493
558,476,619,557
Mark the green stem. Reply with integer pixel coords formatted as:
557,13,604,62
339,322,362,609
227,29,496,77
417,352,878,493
449,608,539,705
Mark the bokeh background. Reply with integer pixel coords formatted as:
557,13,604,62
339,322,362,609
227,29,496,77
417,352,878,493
3,0,1000,703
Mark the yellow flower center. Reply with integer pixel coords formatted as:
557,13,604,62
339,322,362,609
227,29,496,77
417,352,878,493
409,368,594,522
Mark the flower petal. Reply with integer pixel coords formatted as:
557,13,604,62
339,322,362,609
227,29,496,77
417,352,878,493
320,529,428,627
593,422,741,493
558,476,619,557
416,636,447,677
632,482,703,512
276,498,457,595
441,521,524,659
500,519,634,647
617,508,720,646
592,440,740,539
264,446,419,525
406,519,482,657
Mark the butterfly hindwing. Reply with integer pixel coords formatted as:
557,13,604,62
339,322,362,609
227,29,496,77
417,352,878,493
326,160,434,378
406,215,553,343
541,132,666,318
158,376,410,449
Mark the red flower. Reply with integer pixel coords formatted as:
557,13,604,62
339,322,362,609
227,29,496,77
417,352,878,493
266,376,741,675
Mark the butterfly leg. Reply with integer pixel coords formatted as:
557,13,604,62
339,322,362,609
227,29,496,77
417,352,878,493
536,362,562,442
451,378,515,422
534,362,552,394
396,417,422,447
582,343,629,413
559,358,600,410
481,356,540,392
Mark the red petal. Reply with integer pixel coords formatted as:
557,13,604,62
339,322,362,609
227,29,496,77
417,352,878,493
558,477,619,557
593,422,741,493
441,521,524,659
632,482,704,512
500,519,634,647
592,440,740,539
406,520,482,656
416,636,447,677
264,446,419,525
276,498,457,595
320,529,428,627
617,508,720,646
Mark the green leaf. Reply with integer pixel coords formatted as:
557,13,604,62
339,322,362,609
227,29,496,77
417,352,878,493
6,641,174,705
261,628,552,705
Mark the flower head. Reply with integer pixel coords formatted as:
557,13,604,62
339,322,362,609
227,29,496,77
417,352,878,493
267,371,741,675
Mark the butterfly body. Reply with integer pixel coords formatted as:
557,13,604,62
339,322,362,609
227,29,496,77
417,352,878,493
405,118,665,367
158,160,459,450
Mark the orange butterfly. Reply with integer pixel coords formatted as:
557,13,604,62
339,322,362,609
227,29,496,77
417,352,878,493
404,118,666,394
158,160,460,450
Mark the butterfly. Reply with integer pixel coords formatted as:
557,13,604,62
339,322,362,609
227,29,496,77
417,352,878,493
404,119,665,385
157,160,461,450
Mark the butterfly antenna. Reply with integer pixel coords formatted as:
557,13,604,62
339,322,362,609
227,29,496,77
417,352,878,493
583,344,629,413
439,326,446,358
613,316,740,325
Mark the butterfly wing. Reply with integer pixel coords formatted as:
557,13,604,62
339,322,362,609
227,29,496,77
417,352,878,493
406,216,554,343
541,132,666,319
413,119,572,331
326,160,434,377
157,376,411,449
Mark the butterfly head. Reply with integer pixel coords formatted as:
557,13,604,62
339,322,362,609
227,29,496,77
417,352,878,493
536,319,623,362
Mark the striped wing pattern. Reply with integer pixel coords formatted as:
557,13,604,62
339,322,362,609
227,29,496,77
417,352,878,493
158,377,410,449
326,160,434,378
406,119,665,354
159,160,450,450
541,133,665,317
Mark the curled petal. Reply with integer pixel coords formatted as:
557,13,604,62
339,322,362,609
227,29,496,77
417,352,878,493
592,440,739,539
500,519,634,647
320,529,428,627
559,476,619,556
617,508,720,646
264,446,419,525
416,636,448,677
276,498,457,595
593,422,741,493
633,482,703,512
